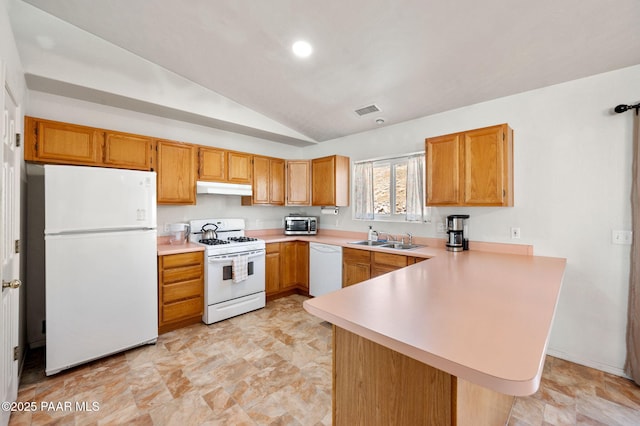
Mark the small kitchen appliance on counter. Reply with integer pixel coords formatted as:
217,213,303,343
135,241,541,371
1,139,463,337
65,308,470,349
284,215,318,235
446,214,470,252
189,218,266,324
168,222,189,244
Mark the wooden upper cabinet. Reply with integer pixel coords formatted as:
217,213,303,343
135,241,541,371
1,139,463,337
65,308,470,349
312,155,350,206
463,125,513,205
198,147,226,181
242,155,285,205
25,116,102,165
227,151,252,184
426,133,462,205
286,160,311,206
103,131,155,171
425,123,513,207
199,148,252,184
24,116,155,171
156,140,196,205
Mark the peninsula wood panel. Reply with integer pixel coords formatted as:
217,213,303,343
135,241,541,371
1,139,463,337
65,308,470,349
453,378,514,426
334,326,452,425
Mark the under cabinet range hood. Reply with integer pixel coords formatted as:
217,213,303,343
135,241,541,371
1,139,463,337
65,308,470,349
196,181,252,196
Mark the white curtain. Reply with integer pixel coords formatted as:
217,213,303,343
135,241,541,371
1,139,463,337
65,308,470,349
405,154,425,222
354,162,374,220
626,112,640,384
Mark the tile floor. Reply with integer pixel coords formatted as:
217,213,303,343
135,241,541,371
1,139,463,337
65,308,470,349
8,294,640,425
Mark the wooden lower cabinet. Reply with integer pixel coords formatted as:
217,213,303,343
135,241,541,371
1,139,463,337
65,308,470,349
342,248,371,287
344,248,428,285
265,242,309,300
158,251,204,334
371,251,409,277
333,326,514,426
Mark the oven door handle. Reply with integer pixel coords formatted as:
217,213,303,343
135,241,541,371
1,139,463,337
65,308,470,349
208,249,265,262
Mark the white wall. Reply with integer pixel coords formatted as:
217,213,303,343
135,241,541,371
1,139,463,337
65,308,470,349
305,64,640,375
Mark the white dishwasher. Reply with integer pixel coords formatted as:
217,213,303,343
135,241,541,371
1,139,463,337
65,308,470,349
309,242,343,296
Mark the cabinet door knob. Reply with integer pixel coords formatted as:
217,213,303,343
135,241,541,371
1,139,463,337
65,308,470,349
2,279,21,289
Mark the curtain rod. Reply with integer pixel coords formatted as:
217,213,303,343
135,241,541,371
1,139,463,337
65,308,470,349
354,150,424,165
615,103,640,115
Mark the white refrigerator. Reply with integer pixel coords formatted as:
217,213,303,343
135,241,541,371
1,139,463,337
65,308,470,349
44,165,158,375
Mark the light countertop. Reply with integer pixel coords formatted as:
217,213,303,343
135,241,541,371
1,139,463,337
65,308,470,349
302,239,566,397
157,241,205,256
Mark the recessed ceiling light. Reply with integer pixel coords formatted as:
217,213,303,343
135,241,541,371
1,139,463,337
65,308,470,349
292,40,313,58
375,118,385,125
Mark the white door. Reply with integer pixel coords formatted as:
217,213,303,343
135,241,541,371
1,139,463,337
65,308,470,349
1,60,21,426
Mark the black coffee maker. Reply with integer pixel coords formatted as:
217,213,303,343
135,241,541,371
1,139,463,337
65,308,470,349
446,214,469,252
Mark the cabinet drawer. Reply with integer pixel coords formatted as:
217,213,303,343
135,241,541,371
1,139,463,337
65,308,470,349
161,251,203,269
372,252,408,268
163,278,202,303
162,297,203,323
371,265,403,277
266,243,280,254
162,265,203,284
343,247,371,264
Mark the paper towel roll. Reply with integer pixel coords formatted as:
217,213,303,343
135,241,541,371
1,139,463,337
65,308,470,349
321,207,339,215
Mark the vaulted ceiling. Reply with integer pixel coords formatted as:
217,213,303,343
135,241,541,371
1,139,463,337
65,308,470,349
10,0,640,144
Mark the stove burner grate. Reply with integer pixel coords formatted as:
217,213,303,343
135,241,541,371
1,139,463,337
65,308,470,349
227,236,258,242
200,239,230,245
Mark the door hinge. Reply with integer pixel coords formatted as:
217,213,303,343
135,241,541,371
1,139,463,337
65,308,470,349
15,134,21,147
13,346,18,361
14,239,19,254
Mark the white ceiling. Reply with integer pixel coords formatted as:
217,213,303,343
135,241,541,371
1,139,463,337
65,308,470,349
14,0,640,143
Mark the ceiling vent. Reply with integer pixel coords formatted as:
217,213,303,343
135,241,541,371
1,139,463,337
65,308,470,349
354,104,381,116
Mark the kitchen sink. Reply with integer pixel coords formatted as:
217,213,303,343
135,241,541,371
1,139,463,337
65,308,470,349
349,240,387,246
380,243,423,250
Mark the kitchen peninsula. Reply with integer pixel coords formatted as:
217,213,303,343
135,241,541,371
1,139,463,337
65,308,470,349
303,248,566,425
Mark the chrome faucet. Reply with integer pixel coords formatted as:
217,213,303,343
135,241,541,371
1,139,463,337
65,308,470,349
402,233,413,245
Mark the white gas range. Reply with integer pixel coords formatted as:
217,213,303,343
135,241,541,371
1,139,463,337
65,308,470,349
189,218,266,324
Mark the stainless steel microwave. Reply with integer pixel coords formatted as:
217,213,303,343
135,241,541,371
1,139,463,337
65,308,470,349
284,216,318,235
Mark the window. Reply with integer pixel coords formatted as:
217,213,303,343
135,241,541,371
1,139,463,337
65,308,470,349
354,153,425,222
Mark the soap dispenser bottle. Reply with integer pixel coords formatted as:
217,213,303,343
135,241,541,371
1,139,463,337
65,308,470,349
368,226,377,242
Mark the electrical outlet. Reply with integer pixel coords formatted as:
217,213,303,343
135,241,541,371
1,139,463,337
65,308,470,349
437,222,445,233
164,223,171,232
612,230,633,245
510,227,521,239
